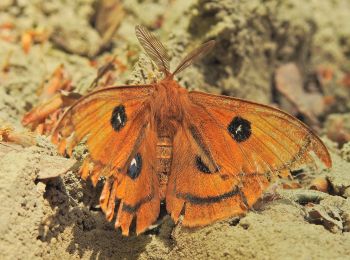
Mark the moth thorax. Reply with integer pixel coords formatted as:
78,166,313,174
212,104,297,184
153,80,184,119
156,136,173,200
157,90,184,136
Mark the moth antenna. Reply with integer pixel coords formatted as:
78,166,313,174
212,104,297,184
172,40,215,76
135,25,171,76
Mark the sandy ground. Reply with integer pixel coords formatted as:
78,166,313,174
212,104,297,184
1,1,350,259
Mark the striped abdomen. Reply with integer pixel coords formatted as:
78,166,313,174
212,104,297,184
156,136,173,200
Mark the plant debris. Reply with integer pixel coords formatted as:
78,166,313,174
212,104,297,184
275,63,326,128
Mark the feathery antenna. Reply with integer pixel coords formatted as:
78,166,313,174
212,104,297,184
135,25,215,78
172,40,215,76
135,25,170,75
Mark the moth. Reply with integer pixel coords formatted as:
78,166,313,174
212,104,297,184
52,25,332,235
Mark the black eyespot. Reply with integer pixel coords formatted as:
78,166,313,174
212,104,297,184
227,116,251,142
195,156,217,174
111,105,127,131
127,153,142,179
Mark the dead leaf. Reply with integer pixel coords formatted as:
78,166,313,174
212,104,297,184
310,176,329,193
275,63,325,127
305,205,343,233
37,155,76,180
324,113,350,147
22,91,81,129
0,125,36,147
93,0,124,53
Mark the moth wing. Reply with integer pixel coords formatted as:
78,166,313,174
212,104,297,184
102,126,160,235
188,91,331,170
52,85,153,172
166,125,249,227
52,85,160,235
167,90,331,226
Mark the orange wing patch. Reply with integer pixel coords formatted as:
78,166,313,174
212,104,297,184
52,85,157,235
166,126,265,227
189,91,331,170
99,126,160,235
164,91,332,227
53,85,153,161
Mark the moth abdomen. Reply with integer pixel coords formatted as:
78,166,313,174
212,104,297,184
156,136,173,200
